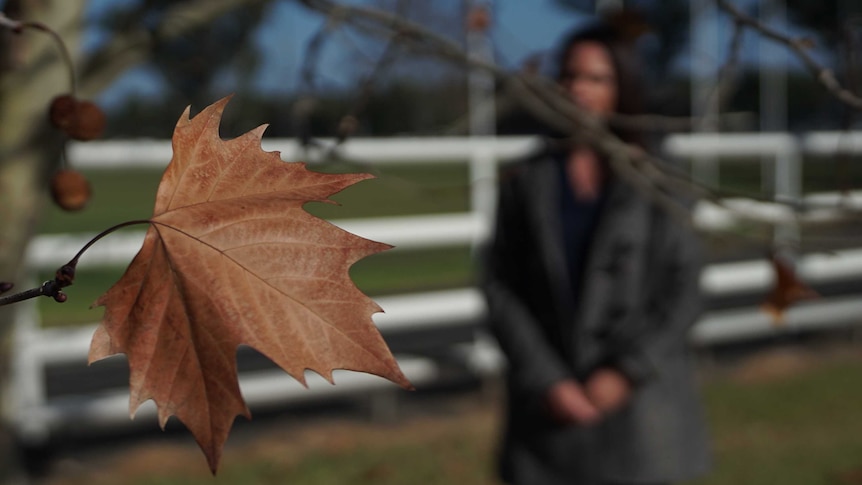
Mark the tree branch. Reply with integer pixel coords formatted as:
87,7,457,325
0,279,67,306
0,11,76,94
292,0,773,230
697,16,747,131
78,0,274,97
291,0,862,243
717,0,862,111
298,0,501,76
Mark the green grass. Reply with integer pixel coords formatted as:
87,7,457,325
211,435,490,485
46,353,862,485
304,161,470,219
691,359,862,485
349,246,476,295
36,163,469,235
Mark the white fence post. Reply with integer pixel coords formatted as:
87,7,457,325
469,140,497,249
773,138,802,249
7,286,49,444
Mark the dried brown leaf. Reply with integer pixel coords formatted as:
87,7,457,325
88,96,410,473
761,254,818,325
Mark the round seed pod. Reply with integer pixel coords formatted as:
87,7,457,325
50,169,91,211
69,100,106,141
48,95,106,141
48,95,78,132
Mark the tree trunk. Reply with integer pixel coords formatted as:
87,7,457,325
0,0,273,479
0,1,83,480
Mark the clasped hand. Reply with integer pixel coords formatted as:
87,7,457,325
544,367,632,426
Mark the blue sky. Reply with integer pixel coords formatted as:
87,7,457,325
83,0,830,109
89,1,591,106
251,0,587,91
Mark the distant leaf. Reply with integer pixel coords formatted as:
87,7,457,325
761,254,818,325
88,96,411,473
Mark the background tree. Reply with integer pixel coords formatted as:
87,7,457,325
89,1,267,136
0,1,274,480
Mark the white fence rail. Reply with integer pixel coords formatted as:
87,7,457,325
9,133,862,444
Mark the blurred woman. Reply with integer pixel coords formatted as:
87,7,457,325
481,21,711,485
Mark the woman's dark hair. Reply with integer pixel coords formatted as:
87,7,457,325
555,22,645,144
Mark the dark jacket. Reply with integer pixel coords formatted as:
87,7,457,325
481,153,711,484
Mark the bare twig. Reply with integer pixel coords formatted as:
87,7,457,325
698,17,746,131
297,0,501,76
79,0,274,96
336,34,401,142
0,279,67,306
607,151,696,227
717,0,862,111
834,18,862,193
0,11,76,94
609,111,755,133
300,17,341,91
0,11,21,30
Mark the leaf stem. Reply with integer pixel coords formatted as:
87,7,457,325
66,219,152,267
0,219,152,307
